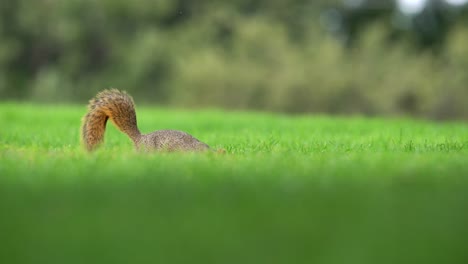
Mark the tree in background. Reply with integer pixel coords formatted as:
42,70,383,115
0,0,467,119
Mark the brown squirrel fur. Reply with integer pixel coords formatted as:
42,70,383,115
81,89,210,152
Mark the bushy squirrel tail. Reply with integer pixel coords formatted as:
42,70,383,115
81,89,141,151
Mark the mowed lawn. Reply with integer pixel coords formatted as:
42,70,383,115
0,102,468,264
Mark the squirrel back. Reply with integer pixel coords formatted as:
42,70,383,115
81,89,210,152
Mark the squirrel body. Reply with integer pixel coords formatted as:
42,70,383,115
81,89,210,152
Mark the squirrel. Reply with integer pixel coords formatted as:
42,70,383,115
81,89,210,152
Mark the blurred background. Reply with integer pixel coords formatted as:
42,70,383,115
0,0,467,120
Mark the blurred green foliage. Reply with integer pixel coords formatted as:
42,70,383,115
0,0,467,119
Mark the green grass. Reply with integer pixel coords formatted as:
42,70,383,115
1,102,468,264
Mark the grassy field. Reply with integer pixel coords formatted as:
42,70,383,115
1,102,468,264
